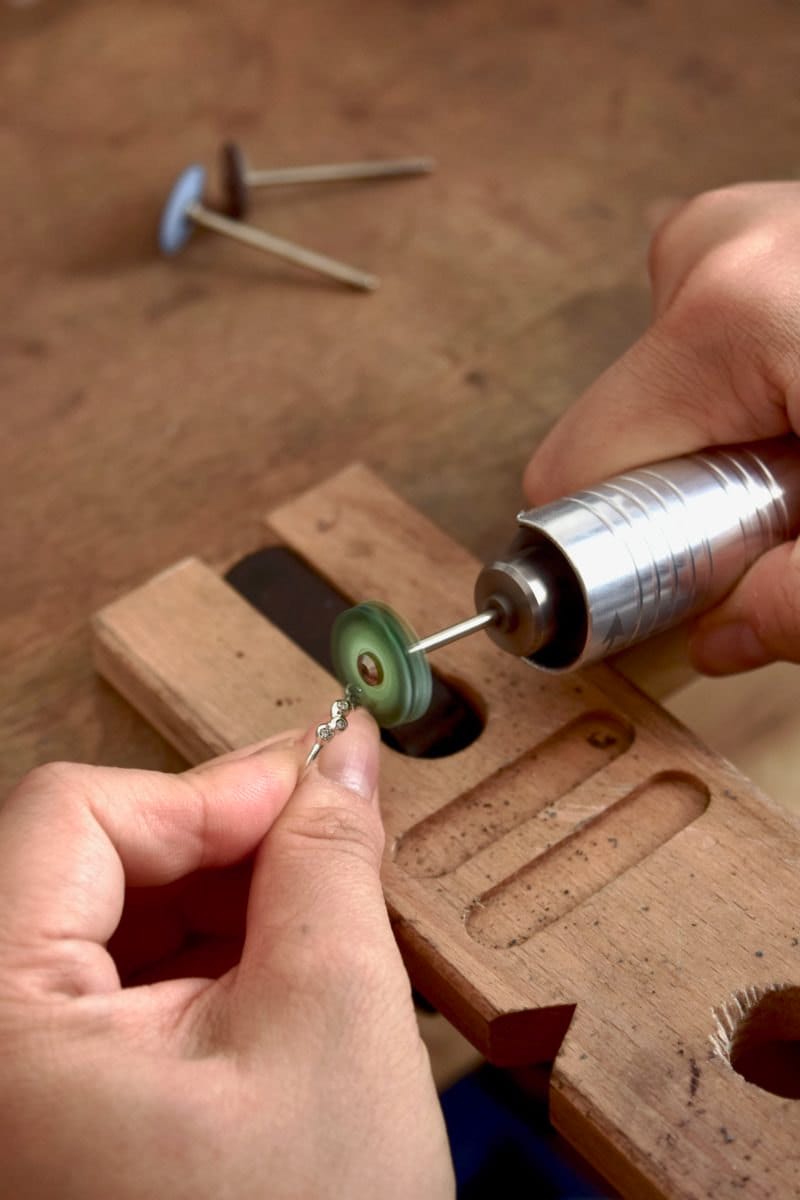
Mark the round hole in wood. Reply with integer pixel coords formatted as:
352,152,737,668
725,986,800,1100
379,671,485,760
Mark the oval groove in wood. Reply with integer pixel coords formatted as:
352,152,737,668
394,710,634,878
466,770,711,949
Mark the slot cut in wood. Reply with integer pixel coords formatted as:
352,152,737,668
395,711,634,878
466,770,710,948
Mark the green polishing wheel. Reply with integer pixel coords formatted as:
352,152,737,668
331,601,433,728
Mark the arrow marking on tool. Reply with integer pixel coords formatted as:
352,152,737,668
603,613,624,650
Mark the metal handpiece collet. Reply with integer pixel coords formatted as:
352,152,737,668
410,437,800,671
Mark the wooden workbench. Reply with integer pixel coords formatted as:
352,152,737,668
5,0,800,789
5,2,800,1195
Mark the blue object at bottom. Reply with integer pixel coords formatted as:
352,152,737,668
440,1066,615,1199
158,164,207,255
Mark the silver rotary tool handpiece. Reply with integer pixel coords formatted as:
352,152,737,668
409,437,800,672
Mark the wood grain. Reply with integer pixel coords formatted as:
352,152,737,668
7,0,800,799
7,4,800,1193
94,466,800,1200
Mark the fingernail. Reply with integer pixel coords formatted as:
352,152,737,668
317,711,379,803
690,621,767,674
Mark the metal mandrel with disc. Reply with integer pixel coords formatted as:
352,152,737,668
305,600,435,767
332,601,433,727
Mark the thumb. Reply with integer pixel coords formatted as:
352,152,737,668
689,540,800,673
231,710,409,1044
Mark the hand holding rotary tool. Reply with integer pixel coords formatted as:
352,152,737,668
10,172,800,1200
322,183,800,737
324,436,800,738
523,182,800,678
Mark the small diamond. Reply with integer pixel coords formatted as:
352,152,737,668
316,724,334,741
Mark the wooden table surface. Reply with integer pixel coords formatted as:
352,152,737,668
4,0,800,795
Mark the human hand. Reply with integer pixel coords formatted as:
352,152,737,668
523,181,800,675
0,712,454,1200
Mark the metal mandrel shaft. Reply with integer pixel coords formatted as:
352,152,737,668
185,202,378,291
407,609,498,656
245,156,435,188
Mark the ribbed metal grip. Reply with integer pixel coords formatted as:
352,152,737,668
475,437,800,671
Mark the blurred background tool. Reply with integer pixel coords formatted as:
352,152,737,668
220,140,435,218
158,163,378,289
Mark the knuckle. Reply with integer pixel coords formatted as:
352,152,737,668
770,545,800,649
325,937,388,990
665,220,794,350
647,186,735,286
7,762,93,822
647,195,692,283
18,760,84,797
144,1073,238,1164
282,803,384,865
267,906,390,1011
673,238,767,328
297,932,392,1010
649,182,797,325
651,233,797,438
171,774,215,864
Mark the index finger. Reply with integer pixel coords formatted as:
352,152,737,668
0,744,299,995
523,181,800,504
523,276,792,505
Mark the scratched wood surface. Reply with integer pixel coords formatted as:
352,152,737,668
5,0,800,796
94,466,800,1200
